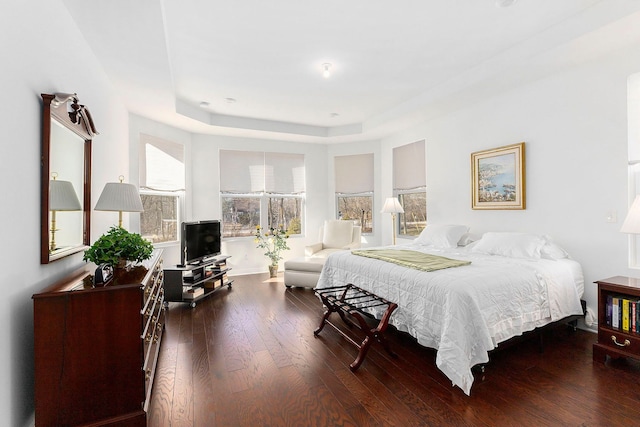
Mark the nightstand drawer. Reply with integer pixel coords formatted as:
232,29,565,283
598,328,640,354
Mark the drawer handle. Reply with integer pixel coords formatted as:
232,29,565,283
611,335,631,347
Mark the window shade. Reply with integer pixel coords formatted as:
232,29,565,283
220,150,305,194
265,152,305,194
139,134,185,191
335,153,374,194
393,141,425,191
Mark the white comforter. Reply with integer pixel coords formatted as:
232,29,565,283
315,243,584,395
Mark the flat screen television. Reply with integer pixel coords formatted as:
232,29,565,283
180,220,222,266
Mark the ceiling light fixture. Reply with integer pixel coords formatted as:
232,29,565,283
322,63,332,79
225,97,236,104
199,101,210,108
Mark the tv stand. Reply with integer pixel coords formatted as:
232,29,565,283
163,255,232,308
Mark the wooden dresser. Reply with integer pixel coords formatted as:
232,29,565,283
33,249,164,426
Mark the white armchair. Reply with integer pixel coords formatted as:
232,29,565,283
305,220,362,258
284,220,361,288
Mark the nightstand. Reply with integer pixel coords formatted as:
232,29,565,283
593,276,640,363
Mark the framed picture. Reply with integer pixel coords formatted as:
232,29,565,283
471,142,525,210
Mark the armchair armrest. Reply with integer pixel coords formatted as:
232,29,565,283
305,242,323,257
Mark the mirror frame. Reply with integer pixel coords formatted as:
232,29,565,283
41,93,98,264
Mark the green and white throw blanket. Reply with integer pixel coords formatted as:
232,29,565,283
351,249,471,272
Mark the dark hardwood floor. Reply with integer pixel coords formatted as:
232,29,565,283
148,274,640,426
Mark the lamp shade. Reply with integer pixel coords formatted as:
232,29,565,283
49,179,81,211
621,195,640,234
95,182,143,212
381,197,404,214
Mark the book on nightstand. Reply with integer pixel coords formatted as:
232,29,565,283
622,298,630,332
612,297,620,329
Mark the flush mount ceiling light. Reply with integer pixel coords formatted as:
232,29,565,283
495,0,517,7
199,101,210,108
322,63,332,79
329,112,340,118
224,97,236,104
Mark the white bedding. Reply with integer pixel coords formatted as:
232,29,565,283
315,243,584,395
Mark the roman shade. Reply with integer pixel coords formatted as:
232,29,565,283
139,134,185,191
393,140,426,191
335,153,374,194
220,150,305,194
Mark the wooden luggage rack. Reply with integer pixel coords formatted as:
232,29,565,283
314,284,398,371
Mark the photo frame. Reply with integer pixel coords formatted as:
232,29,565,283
471,142,525,210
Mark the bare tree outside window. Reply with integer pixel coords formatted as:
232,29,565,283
140,194,179,243
337,195,373,233
268,197,302,235
221,197,261,238
398,191,427,236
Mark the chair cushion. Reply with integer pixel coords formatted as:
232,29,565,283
322,220,353,249
284,257,326,272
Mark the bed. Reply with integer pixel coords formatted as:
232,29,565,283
314,225,585,396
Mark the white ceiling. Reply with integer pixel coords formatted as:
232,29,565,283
62,0,640,143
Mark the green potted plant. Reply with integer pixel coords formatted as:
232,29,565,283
83,226,154,269
254,225,290,277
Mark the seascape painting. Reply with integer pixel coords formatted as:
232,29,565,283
471,143,525,210
478,153,516,202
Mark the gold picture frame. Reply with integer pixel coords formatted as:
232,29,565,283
471,142,525,210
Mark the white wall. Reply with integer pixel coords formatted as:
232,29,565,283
382,45,640,327
0,1,130,426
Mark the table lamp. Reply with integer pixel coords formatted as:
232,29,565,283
95,175,144,228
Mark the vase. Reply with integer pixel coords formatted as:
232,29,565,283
268,264,278,278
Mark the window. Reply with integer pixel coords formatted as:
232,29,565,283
220,150,305,238
335,153,374,233
397,191,427,236
140,193,179,243
268,196,303,234
627,72,640,267
139,134,185,244
393,141,426,237
337,195,373,233
221,196,260,237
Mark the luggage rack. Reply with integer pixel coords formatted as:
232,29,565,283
314,283,398,371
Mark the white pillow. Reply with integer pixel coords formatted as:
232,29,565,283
541,236,570,260
471,232,545,259
415,224,469,248
457,232,481,247
322,220,353,248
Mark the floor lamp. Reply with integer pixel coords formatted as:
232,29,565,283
381,197,404,245
95,176,144,229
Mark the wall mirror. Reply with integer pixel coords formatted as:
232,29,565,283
41,93,98,264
